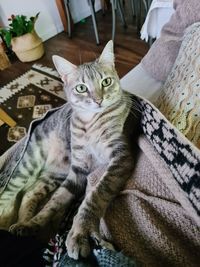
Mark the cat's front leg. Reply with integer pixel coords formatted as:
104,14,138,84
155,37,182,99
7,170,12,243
66,212,100,259
66,137,134,259
66,195,114,260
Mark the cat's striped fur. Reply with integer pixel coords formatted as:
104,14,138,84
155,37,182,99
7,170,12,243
0,106,72,234
0,41,134,259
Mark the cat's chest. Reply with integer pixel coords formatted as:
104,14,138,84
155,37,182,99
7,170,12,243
42,131,70,171
82,132,110,166
87,143,107,165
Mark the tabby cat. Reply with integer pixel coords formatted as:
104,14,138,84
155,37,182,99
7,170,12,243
0,41,134,259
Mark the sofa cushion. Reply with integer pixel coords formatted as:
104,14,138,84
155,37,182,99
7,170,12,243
155,22,200,149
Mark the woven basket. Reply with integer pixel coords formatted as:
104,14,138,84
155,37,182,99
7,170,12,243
0,44,11,70
11,31,44,62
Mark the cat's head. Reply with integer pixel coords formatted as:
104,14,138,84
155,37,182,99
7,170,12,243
52,41,122,113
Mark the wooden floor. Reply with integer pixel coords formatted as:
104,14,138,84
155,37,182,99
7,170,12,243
0,7,149,87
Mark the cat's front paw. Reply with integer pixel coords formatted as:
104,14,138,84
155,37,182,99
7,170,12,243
9,222,40,236
66,217,101,260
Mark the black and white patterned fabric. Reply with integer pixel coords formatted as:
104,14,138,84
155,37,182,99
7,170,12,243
43,200,137,267
44,236,137,267
140,99,200,217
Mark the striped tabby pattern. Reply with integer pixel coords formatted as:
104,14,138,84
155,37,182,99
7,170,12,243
0,41,134,259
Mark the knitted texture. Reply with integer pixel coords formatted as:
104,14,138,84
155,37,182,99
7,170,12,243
140,101,200,222
94,249,137,267
100,135,200,267
155,23,200,148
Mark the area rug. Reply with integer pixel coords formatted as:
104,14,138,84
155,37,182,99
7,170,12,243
0,65,66,155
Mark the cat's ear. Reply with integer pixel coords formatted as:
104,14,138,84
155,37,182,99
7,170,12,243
52,55,77,82
98,40,114,67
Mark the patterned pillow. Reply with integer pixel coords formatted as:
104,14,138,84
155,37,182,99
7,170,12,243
155,22,200,149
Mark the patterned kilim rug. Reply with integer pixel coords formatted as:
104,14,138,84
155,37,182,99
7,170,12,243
0,65,66,155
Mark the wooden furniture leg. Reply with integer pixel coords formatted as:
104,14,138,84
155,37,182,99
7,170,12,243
0,108,16,127
0,41,11,70
55,0,74,34
56,0,67,31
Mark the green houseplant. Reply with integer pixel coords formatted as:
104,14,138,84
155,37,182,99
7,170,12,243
0,13,44,62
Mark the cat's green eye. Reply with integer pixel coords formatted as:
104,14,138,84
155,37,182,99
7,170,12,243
102,77,112,87
75,84,88,93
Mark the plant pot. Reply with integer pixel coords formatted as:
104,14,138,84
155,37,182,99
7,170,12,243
11,31,44,62
0,43,11,70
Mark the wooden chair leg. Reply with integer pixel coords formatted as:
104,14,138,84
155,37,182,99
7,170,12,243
0,108,17,127
56,0,68,32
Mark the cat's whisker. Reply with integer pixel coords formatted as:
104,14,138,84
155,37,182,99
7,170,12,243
122,95,142,115
66,113,72,121
129,109,140,118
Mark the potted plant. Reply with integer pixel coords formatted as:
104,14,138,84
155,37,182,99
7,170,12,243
0,13,44,62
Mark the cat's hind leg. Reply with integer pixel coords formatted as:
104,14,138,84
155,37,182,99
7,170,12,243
10,185,75,238
9,173,62,236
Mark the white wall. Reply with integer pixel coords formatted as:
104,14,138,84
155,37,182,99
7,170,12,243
0,0,101,41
